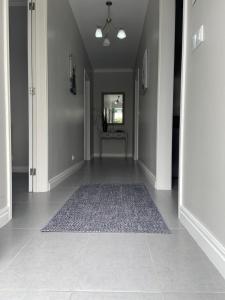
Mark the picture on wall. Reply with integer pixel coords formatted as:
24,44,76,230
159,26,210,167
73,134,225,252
69,54,77,95
142,49,148,91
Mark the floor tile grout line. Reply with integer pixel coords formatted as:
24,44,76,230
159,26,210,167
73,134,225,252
1,289,225,294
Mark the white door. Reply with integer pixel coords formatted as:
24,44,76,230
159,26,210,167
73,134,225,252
28,0,36,192
84,70,91,161
134,69,140,161
0,0,12,227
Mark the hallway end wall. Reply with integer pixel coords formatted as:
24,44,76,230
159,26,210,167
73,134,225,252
93,71,134,157
48,0,92,182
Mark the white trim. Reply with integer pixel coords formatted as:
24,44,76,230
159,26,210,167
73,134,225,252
0,0,12,227
94,68,134,74
28,0,34,192
9,0,27,7
49,161,84,191
12,166,28,173
138,160,156,188
178,0,188,214
180,206,225,280
0,207,10,228
155,0,175,191
94,153,133,158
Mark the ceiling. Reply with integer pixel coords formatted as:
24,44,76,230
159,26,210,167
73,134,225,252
69,0,149,69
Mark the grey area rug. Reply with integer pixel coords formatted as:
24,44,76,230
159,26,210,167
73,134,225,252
41,184,170,233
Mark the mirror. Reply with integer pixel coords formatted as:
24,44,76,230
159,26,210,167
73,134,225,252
102,93,125,125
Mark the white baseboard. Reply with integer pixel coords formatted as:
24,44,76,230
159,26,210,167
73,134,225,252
0,207,11,228
180,206,225,280
138,160,156,188
49,161,84,191
94,153,133,158
12,166,28,173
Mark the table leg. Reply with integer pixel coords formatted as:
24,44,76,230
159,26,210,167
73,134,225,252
99,137,102,159
125,137,128,159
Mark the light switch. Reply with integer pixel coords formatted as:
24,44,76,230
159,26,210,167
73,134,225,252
192,34,197,50
197,25,204,44
192,25,204,50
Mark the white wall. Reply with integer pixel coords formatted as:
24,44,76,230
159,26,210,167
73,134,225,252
9,6,28,170
48,0,92,180
136,0,175,189
180,0,225,279
136,0,159,178
93,71,134,157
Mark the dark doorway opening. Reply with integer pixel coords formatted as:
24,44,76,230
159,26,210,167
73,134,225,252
172,0,183,187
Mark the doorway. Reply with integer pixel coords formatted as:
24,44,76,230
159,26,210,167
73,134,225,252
9,1,35,193
172,0,183,188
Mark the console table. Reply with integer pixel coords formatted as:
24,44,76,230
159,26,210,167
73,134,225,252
99,132,128,158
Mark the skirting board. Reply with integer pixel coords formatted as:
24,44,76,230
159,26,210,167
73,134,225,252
49,161,84,191
180,206,225,280
0,207,11,228
94,153,133,158
12,166,28,173
138,160,156,188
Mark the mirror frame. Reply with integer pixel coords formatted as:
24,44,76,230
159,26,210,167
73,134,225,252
101,92,125,125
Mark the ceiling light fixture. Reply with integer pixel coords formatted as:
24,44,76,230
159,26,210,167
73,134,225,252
95,27,103,38
95,1,127,47
103,36,111,47
117,29,126,40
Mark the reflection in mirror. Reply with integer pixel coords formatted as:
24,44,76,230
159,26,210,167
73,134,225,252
102,93,124,125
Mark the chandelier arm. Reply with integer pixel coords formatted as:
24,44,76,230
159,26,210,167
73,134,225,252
110,22,118,32
102,21,108,31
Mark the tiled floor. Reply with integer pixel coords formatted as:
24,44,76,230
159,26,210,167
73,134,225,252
0,159,225,299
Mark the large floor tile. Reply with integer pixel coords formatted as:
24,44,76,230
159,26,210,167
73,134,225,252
71,292,163,299
0,232,160,292
0,292,25,300
23,292,71,300
10,201,65,229
83,233,152,269
0,228,32,271
164,293,225,300
0,233,89,291
147,231,225,292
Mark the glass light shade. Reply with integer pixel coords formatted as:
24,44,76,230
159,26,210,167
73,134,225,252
117,29,126,39
103,37,111,47
95,27,103,38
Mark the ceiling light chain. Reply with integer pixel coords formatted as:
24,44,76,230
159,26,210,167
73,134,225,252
95,1,127,47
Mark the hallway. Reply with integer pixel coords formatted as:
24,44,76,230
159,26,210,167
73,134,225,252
1,160,225,299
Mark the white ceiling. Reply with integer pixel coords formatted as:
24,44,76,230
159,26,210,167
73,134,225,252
69,0,149,69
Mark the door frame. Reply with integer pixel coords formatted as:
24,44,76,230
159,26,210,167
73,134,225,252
84,69,91,161
134,68,140,161
27,0,49,192
28,0,35,192
0,0,12,227
30,0,48,192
